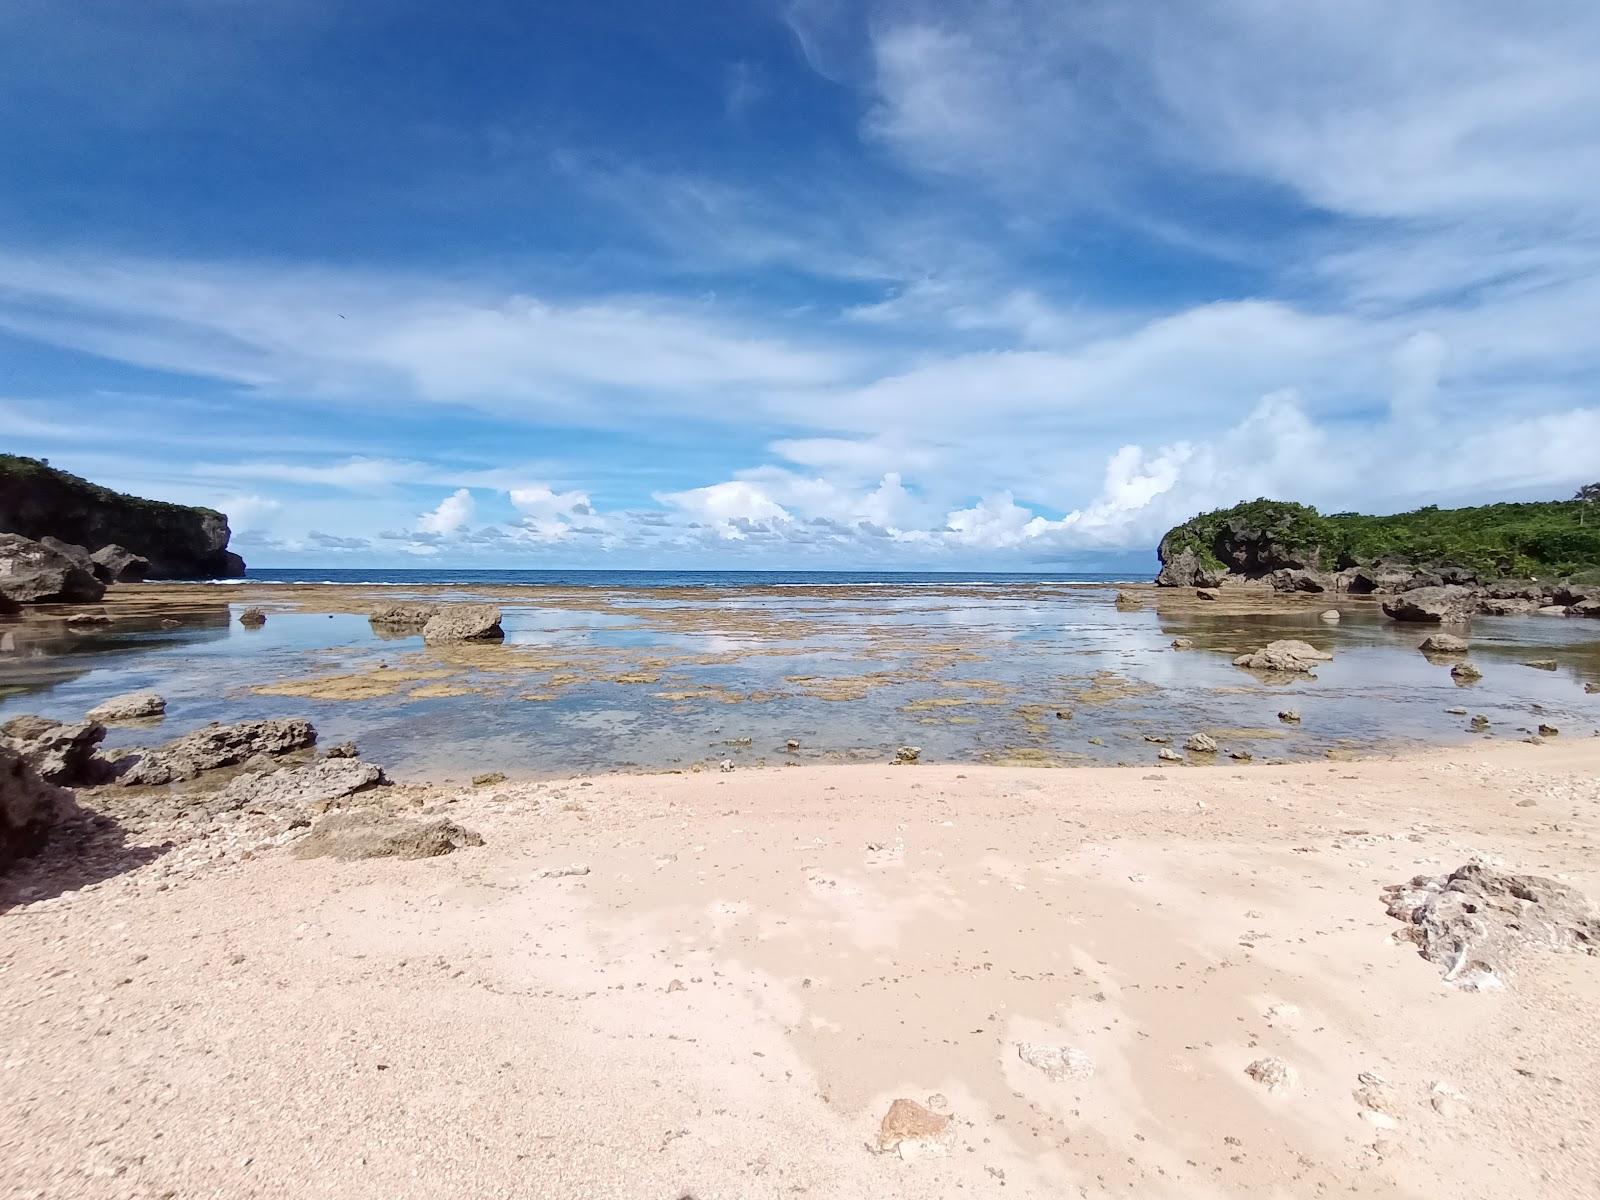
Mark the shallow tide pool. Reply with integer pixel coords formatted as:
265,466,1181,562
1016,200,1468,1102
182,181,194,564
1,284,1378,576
3,583,1598,779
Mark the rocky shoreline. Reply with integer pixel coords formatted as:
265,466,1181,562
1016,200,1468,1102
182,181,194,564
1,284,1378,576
0,455,244,611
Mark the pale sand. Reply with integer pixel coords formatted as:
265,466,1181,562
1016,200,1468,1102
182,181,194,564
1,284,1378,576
4,741,1599,1198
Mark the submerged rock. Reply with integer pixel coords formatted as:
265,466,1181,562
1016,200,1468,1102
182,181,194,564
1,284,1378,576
1170,636,1195,650
290,809,483,861
238,607,267,627
1233,640,1333,673
1419,633,1469,655
1382,864,1600,990
85,690,166,723
1450,662,1483,683
421,604,503,643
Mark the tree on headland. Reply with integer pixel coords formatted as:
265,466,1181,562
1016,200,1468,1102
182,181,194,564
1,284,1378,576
1578,483,1600,526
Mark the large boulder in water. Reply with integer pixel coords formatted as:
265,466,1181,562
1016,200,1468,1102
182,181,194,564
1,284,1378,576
0,533,106,604
1232,640,1334,673
1382,585,1479,624
422,604,504,643
368,602,443,628
90,544,151,583
0,453,244,578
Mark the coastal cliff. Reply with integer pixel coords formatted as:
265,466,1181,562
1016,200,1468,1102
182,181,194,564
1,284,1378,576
0,455,244,581
1155,496,1600,613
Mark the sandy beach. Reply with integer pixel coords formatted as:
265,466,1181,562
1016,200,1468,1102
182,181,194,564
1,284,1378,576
5,738,1598,1199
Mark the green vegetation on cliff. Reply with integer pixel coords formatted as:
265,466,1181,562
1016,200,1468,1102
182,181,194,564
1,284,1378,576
1161,494,1600,580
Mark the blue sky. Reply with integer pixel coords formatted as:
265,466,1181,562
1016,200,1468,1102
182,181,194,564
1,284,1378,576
3,1,1598,569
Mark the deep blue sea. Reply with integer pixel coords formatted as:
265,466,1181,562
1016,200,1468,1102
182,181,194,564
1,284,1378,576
236,568,1134,587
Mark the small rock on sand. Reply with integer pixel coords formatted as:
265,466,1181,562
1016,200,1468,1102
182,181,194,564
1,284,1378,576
893,745,921,765
1017,1042,1095,1082
538,864,591,878
1157,747,1182,762
877,1098,951,1158
1244,1057,1295,1092
473,771,508,786
85,690,166,723
1382,863,1600,990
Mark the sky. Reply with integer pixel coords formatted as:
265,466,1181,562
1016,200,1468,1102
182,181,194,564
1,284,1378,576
2,1,1598,571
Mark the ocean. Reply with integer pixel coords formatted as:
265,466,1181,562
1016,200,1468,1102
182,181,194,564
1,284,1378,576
238,569,1137,587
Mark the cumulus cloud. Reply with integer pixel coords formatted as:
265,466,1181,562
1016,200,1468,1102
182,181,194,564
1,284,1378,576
416,488,474,535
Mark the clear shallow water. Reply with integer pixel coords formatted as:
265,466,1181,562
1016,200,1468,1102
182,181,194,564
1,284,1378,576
3,581,1598,779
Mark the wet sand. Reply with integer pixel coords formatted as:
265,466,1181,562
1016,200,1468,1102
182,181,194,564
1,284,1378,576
4,739,1599,1198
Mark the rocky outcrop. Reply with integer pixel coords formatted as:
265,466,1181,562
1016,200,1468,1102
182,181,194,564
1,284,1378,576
0,716,106,785
1383,864,1600,990
0,454,244,579
290,809,482,861
1268,568,1330,593
421,604,503,643
0,533,106,604
1233,640,1333,673
207,758,385,816
90,544,150,583
1,743,71,871
1382,585,1479,624
106,718,317,787
1154,548,1225,589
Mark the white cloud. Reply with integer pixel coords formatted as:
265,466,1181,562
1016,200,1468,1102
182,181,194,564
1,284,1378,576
417,488,474,535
